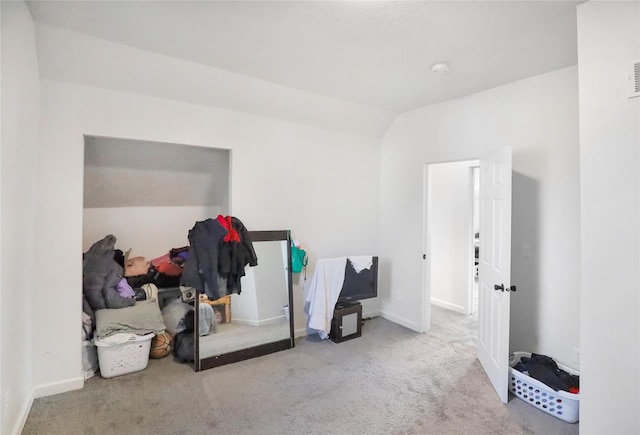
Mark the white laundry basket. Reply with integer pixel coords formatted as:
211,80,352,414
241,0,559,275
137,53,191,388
95,333,154,378
509,351,580,423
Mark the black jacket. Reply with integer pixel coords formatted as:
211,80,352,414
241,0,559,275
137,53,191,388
180,219,228,300
218,217,258,294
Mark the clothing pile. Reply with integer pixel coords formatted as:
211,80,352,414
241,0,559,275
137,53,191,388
181,215,257,301
83,234,137,319
513,353,580,394
81,215,256,337
119,246,188,291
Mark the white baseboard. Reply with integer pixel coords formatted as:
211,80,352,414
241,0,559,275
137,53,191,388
431,298,468,315
32,376,84,399
11,390,34,435
12,376,83,435
362,309,379,319
233,315,287,327
294,327,307,339
378,310,422,332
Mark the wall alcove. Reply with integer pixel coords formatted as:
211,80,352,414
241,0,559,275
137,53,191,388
83,135,231,255
82,135,231,371
82,136,295,372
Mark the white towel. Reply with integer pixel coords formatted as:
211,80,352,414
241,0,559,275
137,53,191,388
347,255,373,273
305,257,348,339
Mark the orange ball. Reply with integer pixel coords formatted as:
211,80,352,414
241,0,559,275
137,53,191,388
149,331,172,359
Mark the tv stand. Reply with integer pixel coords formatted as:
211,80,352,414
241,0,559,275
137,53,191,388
335,300,361,309
330,302,362,343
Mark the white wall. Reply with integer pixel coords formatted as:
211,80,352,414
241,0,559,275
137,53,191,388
428,160,477,314
83,206,226,258
379,66,581,368
33,23,395,139
254,240,289,322
232,267,260,324
83,136,230,210
232,240,289,325
577,1,640,433
32,73,381,393
0,2,39,433
82,136,230,278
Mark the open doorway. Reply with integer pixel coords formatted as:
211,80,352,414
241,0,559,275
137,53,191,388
424,160,479,348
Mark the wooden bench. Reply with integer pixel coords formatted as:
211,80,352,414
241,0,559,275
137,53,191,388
199,294,231,323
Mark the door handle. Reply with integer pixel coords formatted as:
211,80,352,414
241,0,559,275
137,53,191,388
494,284,516,292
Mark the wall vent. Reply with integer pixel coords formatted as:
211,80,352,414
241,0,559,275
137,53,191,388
629,62,640,98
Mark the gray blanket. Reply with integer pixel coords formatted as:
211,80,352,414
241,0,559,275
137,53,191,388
95,301,166,339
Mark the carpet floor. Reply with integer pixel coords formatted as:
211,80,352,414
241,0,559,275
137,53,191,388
23,309,579,434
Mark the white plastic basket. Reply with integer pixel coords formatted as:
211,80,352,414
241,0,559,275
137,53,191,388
509,351,579,423
95,333,154,378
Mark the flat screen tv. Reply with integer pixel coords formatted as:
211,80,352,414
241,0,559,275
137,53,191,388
337,256,378,305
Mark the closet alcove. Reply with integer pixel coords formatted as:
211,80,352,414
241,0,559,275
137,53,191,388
83,135,230,257
83,136,295,373
83,135,229,372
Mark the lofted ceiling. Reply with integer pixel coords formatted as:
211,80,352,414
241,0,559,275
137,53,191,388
26,0,583,114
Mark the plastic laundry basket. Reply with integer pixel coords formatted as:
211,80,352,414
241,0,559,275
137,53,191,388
95,333,154,378
509,351,580,423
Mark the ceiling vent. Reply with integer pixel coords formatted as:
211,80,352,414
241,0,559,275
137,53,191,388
629,62,640,98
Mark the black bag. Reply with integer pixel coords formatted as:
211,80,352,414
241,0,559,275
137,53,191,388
133,287,147,301
172,310,195,363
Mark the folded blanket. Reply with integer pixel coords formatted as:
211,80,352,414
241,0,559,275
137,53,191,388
95,300,166,339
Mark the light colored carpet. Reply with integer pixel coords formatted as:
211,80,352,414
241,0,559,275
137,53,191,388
429,304,478,349
22,312,579,434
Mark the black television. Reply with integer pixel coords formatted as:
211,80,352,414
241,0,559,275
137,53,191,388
337,256,378,306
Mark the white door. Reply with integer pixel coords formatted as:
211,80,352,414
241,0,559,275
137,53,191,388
477,146,513,403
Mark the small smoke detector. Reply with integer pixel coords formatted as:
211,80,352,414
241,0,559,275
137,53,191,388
431,62,450,74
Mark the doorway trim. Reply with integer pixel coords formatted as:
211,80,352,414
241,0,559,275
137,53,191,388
468,165,480,315
422,158,480,332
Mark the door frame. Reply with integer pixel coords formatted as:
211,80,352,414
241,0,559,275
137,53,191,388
422,149,513,403
422,158,480,331
468,165,480,315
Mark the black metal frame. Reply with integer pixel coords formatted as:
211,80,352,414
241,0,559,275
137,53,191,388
196,229,295,371
200,339,293,370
